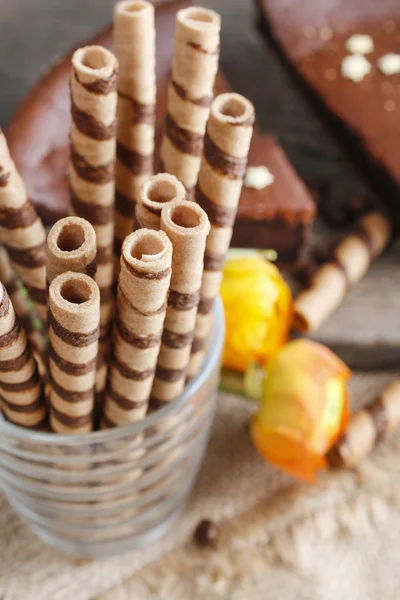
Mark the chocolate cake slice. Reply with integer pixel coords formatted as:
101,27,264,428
256,0,400,231
6,0,315,264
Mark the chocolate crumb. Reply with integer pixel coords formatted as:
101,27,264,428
194,519,219,547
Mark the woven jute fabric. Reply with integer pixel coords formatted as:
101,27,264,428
0,371,399,600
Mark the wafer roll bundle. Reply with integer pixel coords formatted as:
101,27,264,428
102,229,172,428
151,201,210,406
293,211,392,333
160,6,221,195
95,339,109,397
0,131,47,322
48,272,100,434
113,0,156,264
188,93,255,378
47,217,97,284
327,379,400,469
68,46,118,338
0,245,45,360
135,173,186,231
0,284,46,429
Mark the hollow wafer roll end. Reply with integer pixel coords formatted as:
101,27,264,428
160,6,221,194
0,284,46,429
47,216,97,284
327,378,400,469
293,211,392,333
113,1,156,270
135,173,186,231
151,200,210,405
188,92,255,379
0,131,47,323
48,272,100,434
103,229,172,428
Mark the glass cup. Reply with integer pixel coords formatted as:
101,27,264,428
0,300,224,558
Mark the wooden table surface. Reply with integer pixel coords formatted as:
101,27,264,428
0,0,398,369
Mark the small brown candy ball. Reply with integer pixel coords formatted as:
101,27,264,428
194,519,219,547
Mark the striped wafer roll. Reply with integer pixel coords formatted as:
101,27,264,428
135,173,186,231
48,272,100,434
0,131,47,322
151,201,209,406
113,1,156,270
95,338,109,397
188,93,255,378
47,216,97,284
160,6,221,195
327,378,400,469
293,211,392,333
68,46,118,339
102,229,172,428
0,245,46,361
0,284,46,429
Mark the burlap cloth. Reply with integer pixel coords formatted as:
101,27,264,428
0,371,399,599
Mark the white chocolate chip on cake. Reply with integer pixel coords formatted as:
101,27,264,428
377,53,400,76
345,34,374,55
341,55,371,82
244,166,275,190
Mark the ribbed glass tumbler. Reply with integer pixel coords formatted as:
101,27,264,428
0,301,224,558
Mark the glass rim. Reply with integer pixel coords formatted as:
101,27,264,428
0,298,224,445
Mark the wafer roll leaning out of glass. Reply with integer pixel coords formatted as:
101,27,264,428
0,131,47,323
327,378,400,469
68,46,118,339
113,0,156,269
135,173,187,231
102,229,172,428
151,200,210,407
0,245,46,365
293,211,392,333
48,272,100,434
187,92,255,378
0,284,46,429
160,6,221,196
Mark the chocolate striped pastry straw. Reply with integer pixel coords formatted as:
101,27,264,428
102,229,172,428
95,339,109,399
327,378,400,469
0,284,46,429
151,200,210,406
0,131,47,322
135,173,186,231
187,92,255,378
47,217,110,396
0,245,46,361
46,216,97,284
69,46,118,339
48,272,100,434
160,6,221,196
293,211,392,333
113,0,156,269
